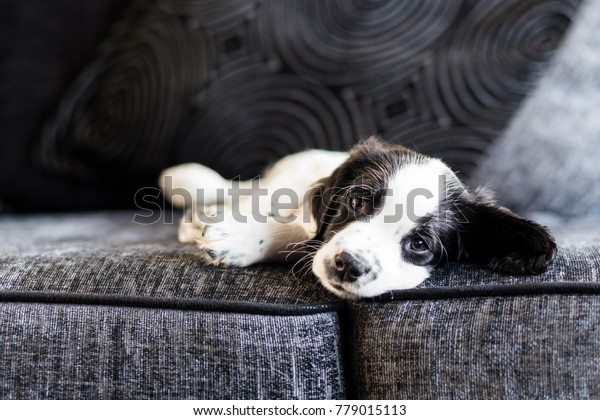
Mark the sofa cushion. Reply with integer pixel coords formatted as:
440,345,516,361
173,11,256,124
4,211,597,302
350,294,600,399
1,301,345,399
0,211,347,399
38,0,579,192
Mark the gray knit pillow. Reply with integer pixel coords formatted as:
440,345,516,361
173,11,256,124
470,0,600,217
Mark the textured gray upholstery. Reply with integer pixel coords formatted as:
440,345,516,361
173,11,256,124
0,212,335,304
351,295,600,399
2,302,345,399
348,214,600,399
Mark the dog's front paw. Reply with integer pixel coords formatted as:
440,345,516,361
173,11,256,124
196,223,267,267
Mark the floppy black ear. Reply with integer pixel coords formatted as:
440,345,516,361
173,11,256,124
456,195,557,274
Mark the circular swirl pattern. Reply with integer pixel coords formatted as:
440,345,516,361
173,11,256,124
41,3,209,182
258,0,460,89
436,0,578,130
178,59,372,179
39,0,581,186
168,0,256,21
384,122,493,178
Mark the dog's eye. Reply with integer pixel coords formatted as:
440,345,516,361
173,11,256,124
350,194,374,216
408,238,429,253
350,196,365,212
403,235,435,266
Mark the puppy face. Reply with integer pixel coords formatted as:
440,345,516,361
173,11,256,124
309,138,556,299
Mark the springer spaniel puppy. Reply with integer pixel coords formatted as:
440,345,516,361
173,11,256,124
160,137,556,299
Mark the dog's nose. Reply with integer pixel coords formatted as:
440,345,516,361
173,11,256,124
333,251,370,283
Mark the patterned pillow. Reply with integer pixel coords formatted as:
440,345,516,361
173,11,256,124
39,0,581,185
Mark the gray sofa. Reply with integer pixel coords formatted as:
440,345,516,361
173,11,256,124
2,0,600,399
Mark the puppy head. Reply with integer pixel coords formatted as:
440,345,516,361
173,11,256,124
309,137,556,299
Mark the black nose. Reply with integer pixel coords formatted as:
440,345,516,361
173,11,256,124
333,251,370,283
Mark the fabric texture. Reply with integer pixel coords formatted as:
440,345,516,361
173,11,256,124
469,0,600,217
40,0,580,187
2,211,599,302
0,211,337,305
1,302,346,399
350,295,600,399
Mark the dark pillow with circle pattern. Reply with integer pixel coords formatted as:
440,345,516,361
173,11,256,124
38,0,581,186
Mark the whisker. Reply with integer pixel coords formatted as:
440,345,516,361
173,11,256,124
280,249,310,262
291,250,318,280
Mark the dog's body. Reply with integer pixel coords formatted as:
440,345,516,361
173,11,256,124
160,137,556,299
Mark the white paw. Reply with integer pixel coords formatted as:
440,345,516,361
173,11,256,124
196,220,268,267
178,218,204,243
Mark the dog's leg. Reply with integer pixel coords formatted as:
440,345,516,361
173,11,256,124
159,163,245,208
163,149,346,254
160,163,257,244
190,207,314,267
